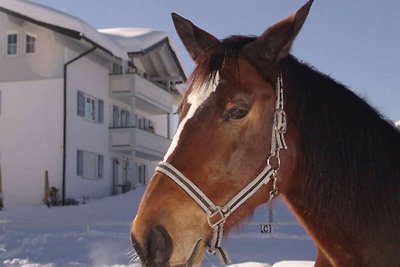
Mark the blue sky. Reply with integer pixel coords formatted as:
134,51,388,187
32,0,400,121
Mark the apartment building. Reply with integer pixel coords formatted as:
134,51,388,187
0,0,186,207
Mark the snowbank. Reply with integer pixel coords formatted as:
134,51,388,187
0,186,315,266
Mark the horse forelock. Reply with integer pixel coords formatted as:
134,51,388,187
188,35,257,91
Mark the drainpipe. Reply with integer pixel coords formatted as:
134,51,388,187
62,46,96,205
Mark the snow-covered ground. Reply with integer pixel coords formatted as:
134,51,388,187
0,186,316,267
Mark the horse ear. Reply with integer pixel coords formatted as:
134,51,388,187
246,0,313,61
172,13,220,62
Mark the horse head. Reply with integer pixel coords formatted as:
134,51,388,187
131,1,312,266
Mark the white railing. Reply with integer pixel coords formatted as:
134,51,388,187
109,127,171,160
109,73,173,114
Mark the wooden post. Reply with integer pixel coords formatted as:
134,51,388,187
43,170,50,207
0,165,3,210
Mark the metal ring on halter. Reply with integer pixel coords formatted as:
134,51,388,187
267,152,281,171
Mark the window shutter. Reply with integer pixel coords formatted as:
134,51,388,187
113,105,119,128
143,164,147,185
126,110,131,127
98,154,104,179
77,91,85,117
77,150,84,176
98,99,104,123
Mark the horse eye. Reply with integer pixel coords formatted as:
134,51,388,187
223,107,248,121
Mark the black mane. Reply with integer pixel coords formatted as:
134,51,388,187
283,56,400,240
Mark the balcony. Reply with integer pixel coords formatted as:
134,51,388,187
110,73,173,114
109,127,171,161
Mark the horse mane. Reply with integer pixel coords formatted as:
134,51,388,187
190,35,400,241
283,56,400,240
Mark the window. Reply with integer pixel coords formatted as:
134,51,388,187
77,91,104,123
7,33,17,55
112,62,123,74
135,114,155,133
85,97,95,121
26,34,36,54
77,150,104,179
137,163,147,185
112,105,132,128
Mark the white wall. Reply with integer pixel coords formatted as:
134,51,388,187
0,79,63,207
65,54,112,200
0,13,65,82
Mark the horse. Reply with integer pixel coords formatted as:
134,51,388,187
131,1,400,266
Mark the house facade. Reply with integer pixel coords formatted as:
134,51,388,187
0,0,186,207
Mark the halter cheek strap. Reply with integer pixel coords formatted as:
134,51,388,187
155,72,287,265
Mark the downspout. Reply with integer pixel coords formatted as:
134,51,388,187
62,46,96,205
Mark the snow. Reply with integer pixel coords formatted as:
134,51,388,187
0,185,316,266
99,28,185,71
1,0,128,60
99,28,168,53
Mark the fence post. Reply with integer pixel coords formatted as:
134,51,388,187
43,170,50,207
0,165,4,210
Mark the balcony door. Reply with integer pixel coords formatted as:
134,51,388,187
112,157,130,194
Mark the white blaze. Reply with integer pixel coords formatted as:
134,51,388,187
163,73,219,161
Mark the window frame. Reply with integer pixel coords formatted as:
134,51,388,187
77,91,104,124
77,149,104,180
25,32,37,55
6,32,18,56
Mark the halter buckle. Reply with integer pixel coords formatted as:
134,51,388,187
207,207,226,228
274,109,287,134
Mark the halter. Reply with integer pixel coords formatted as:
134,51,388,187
155,72,287,265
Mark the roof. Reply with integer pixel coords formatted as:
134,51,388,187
100,28,187,82
99,28,169,53
0,0,129,60
0,0,186,82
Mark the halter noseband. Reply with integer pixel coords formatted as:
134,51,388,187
155,72,287,265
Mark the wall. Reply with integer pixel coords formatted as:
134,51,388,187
0,79,63,207
0,13,65,82
65,53,113,200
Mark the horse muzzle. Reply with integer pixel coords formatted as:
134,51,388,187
131,224,204,267
131,225,173,266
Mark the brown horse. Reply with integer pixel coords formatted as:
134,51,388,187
131,1,400,266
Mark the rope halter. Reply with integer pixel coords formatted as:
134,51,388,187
155,72,287,265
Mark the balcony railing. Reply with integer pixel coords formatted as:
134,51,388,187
109,73,173,114
109,127,171,161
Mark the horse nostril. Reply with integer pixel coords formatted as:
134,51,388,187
147,225,173,265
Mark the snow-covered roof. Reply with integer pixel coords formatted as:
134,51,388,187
100,28,186,82
99,28,185,69
0,0,129,60
99,28,168,53
0,0,186,82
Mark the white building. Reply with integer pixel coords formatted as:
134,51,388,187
0,0,186,207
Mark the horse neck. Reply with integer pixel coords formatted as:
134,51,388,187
279,55,400,264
